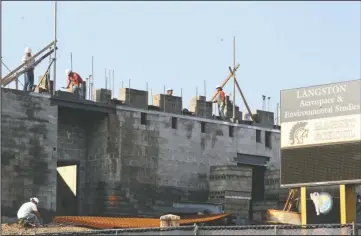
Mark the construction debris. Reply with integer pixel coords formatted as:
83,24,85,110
1,223,90,235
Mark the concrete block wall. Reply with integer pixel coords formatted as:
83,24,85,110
1,89,58,222
119,88,148,109
152,94,183,114
209,165,253,198
91,106,281,216
253,110,275,128
1,88,282,219
189,96,213,119
94,89,112,103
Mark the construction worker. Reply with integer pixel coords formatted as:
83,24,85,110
17,197,42,227
214,85,227,120
65,69,85,99
167,88,173,96
22,47,35,92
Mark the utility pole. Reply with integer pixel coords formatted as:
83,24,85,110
232,36,236,121
53,1,58,94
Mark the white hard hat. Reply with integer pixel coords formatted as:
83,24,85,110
24,47,31,53
216,85,222,89
30,197,39,204
65,69,72,76
167,88,173,91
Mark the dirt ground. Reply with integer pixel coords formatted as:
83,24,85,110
1,223,91,235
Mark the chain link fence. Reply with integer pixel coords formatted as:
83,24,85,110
35,223,360,235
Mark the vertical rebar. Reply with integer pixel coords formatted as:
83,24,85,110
108,69,111,94
163,85,166,112
105,68,107,89
112,70,115,99
150,89,153,105
232,36,236,121
268,96,270,111
146,82,149,105
91,56,94,100
53,1,57,94
196,86,198,116
204,80,206,118
70,52,73,71
128,78,131,104
88,75,91,101
181,88,183,115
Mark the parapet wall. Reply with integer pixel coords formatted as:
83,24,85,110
95,88,276,128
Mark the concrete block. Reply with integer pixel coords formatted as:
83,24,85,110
119,88,148,109
152,94,182,114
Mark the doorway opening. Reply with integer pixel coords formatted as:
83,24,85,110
56,161,79,216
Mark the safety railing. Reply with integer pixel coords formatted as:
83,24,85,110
35,223,360,235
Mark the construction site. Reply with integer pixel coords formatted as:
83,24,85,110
1,2,361,235
1,39,361,235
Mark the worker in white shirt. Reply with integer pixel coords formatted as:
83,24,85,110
22,47,36,91
17,197,42,227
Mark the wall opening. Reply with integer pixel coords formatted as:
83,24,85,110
265,131,272,148
56,161,79,216
141,112,147,125
172,117,178,129
229,126,234,137
256,130,261,143
252,166,265,201
201,122,206,133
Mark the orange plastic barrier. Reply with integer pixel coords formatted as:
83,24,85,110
54,213,229,229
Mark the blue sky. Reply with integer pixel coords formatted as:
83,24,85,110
2,1,360,114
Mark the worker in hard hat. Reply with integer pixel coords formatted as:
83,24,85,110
65,69,85,99
17,197,42,227
167,88,173,96
214,85,227,120
22,47,36,92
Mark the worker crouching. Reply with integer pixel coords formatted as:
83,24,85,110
22,47,35,92
17,197,43,227
65,69,86,99
214,85,227,120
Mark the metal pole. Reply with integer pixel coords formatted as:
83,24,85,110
204,80,206,118
163,85,166,112
232,36,236,120
181,88,183,115
53,1,57,94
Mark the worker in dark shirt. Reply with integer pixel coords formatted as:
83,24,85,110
214,85,227,120
65,69,85,99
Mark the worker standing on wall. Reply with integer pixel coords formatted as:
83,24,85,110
17,197,42,227
214,85,227,120
65,69,86,99
22,47,35,92
167,88,173,96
